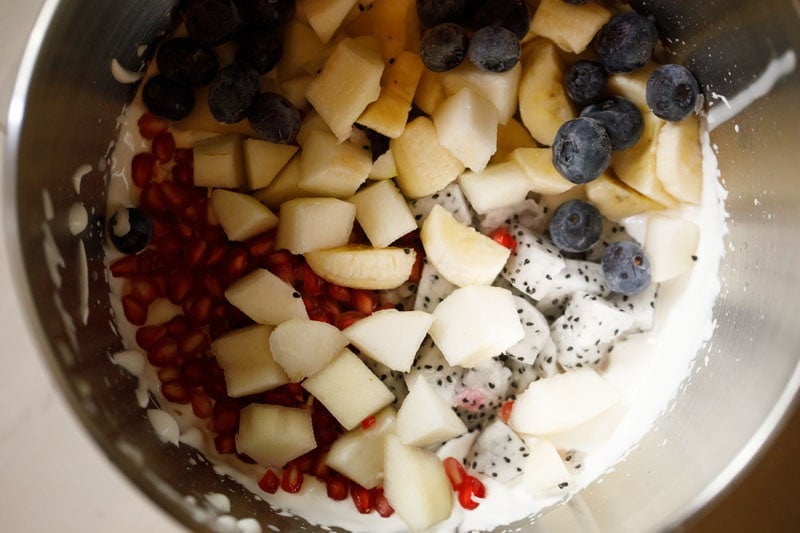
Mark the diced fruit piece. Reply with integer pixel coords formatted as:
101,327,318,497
326,407,397,489
269,318,349,380
467,419,529,483
518,39,576,145
251,156,314,210
306,37,385,141
193,134,245,188
644,215,700,282
305,245,416,290
349,180,417,249
459,161,531,214
408,182,472,227
299,130,372,198
480,198,547,237
276,19,327,80
522,439,572,496
414,68,447,115
243,139,298,190
343,309,434,372
225,269,309,325
404,338,463,405
413,260,457,313
210,189,279,241
391,117,465,199
299,0,359,44
383,435,453,532
536,259,611,319
344,0,420,61
507,296,550,365
510,147,575,195
655,114,703,204
493,118,538,163
455,358,513,431
275,197,356,254
585,173,663,222
433,87,499,172
397,376,467,447
509,368,621,435
302,348,395,430
610,280,659,333
212,325,289,397
430,285,525,368
440,61,522,124
236,404,317,468
369,149,397,179
602,241,653,296
530,0,612,54
358,52,424,138
539,186,588,224
501,225,566,300
607,62,658,108
421,204,510,287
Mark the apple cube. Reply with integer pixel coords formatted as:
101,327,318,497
193,134,246,189
530,0,612,54
414,68,447,115
225,269,309,325
275,197,356,254
269,318,350,381
343,309,434,372
440,61,522,124
522,438,572,497
279,75,314,111
326,407,397,489
397,376,467,447
585,173,663,222
493,117,538,163
210,189,279,242
344,0,420,61
212,325,289,397
236,404,317,468
302,348,395,430
299,129,372,198
433,87,499,172
644,215,701,283
348,180,416,248
299,0,359,44
296,110,333,147
251,156,314,210
358,51,424,138
656,114,703,204
276,19,327,80
369,149,397,180
242,139,298,190
510,147,575,195
304,245,416,290
458,160,531,214
429,285,525,368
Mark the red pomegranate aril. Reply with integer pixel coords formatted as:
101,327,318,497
157,366,182,383
205,243,228,268
187,240,208,267
148,337,179,367
281,463,304,493
312,454,330,480
174,147,193,164
179,329,208,357
122,295,148,325
183,358,210,386
351,485,374,514
110,255,140,278
213,401,240,433
326,284,351,304
295,264,325,296
140,182,166,212
152,131,176,162
326,476,349,501
500,400,514,423
187,296,213,326
308,308,334,324
318,297,342,318
154,236,181,260
164,315,190,336
160,181,189,214
259,469,280,494
190,390,214,419
173,162,194,186
361,414,377,430
335,311,366,330
168,271,194,305
490,227,518,253
312,406,341,446
152,272,169,296
373,488,394,518
161,380,192,404
271,262,295,285
266,250,293,266
351,289,378,315
458,482,480,510
175,221,194,240
137,249,157,274
409,248,423,283
263,386,300,408
201,273,224,300
131,152,158,188
214,433,237,454
443,457,467,491
468,475,486,499
137,112,169,139
129,278,158,305
182,201,203,223
136,324,167,350
223,248,249,281
248,232,275,258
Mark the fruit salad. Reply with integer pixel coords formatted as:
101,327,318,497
105,0,723,531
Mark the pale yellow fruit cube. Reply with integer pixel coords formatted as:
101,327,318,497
585,174,664,222
242,139,298,190
349,180,417,248
358,52,424,138
251,156,315,210
299,0,360,44
275,197,356,254
530,0,612,54
212,325,289,397
210,189,279,241
299,129,372,198
193,134,246,189
511,147,575,195
236,404,317,468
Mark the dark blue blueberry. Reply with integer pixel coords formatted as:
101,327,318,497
467,26,520,73
595,13,657,73
551,117,612,184
235,0,295,29
580,96,643,151
208,62,260,124
646,64,701,122
248,92,301,144
549,200,603,253
142,75,196,120
156,38,218,86
108,208,153,255
417,0,467,27
184,0,241,46
565,60,607,105
236,29,283,74
601,241,652,295
467,0,531,40
420,23,469,72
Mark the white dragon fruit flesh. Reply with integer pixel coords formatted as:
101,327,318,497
534,337,559,379
536,259,611,321
501,225,566,301
404,338,463,405
502,355,539,398
454,357,513,431
562,449,587,476
408,182,473,227
362,357,409,406
609,281,659,333
466,419,530,484
413,260,457,313
479,198,548,235
585,219,633,262
506,295,550,365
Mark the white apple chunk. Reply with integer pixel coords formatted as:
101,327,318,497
210,189,279,242
326,407,397,489
299,129,372,198
522,438,573,497
304,245,416,290
433,87,499,173
440,61,522,124
236,404,317,468
225,269,309,326
397,376,467,447
383,435,454,532
530,0,612,54
298,0,359,44
430,285,525,368
296,110,333,147
302,348,395,430
269,318,350,381
414,68,447,115
242,139,298,190
656,114,703,204
369,149,397,180
251,156,314,210
343,309,434,372
644,215,701,283
358,51,424,139
276,19,327,81
493,117,538,163
509,368,621,436
510,147,575,195
421,204,510,287
212,325,289,397
585,174,664,222
193,134,245,189
348,180,416,249
458,161,531,214
275,197,356,254
344,0,420,61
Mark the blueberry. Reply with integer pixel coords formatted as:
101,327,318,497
208,62,260,124
142,75,196,120
646,64,701,122
549,200,603,253
417,0,467,27
156,38,218,87
565,60,607,105
235,0,295,29
580,96,643,151
236,29,283,74
108,208,153,255
467,26,520,73
595,13,657,73
184,0,241,46
420,23,469,72
248,92,301,144
601,241,652,295
551,117,612,184
467,0,531,40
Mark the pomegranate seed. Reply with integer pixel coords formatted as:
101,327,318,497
458,482,480,510
500,400,514,423
213,401,240,433
409,248,423,283
361,414,377,430
172,162,194,186
443,457,467,491
190,390,214,419
326,284,351,304
335,311,365,330
154,235,181,260
312,407,341,446
136,325,166,350
325,476,349,501
137,112,168,140
393,229,420,247
110,255,140,278
129,278,158,305
468,475,486,499
259,469,280,494
373,488,394,518
157,366,182,383
263,386,301,408
148,337,178,367
308,308,334,324
140,183,166,212
378,302,398,311
223,248,249,282
160,181,189,214
151,131,176,162
187,240,208,267
295,264,325,296
312,453,330,480
161,381,191,404
179,329,208,357
318,297,342,318
351,485,374,514
214,433,236,454
122,295,148,325
137,250,157,274
271,262,294,285
168,271,194,304
248,232,275,258
490,227,517,253
183,358,210,386
175,221,194,240
152,272,169,296
164,315,189,336
182,201,203,223
266,250,293,266
351,289,378,315
201,273,224,300
131,152,157,188
205,243,228,268
174,147,193,164
187,296,212,326
281,463,304,493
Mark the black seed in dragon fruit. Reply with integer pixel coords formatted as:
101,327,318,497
413,259,457,313
534,337,559,379
502,355,539,397
404,338,463,405
562,449,587,475
506,295,550,365
361,357,408,406
379,279,417,311
585,219,633,262
466,419,530,484
408,182,473,227
536,259,611,321
479,198,548,236
454,357,513,431
501,225,567,300
609,280,659,333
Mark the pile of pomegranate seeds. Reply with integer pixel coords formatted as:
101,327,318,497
443,457,486,511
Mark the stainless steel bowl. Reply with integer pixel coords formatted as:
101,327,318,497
5,0,800,531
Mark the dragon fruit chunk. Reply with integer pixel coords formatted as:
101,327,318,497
506,296,550,365
534,338,559,379
536,259,611,321
466,419,530,484
501,225,566,301
454,357,513,431
562,449,587,475
408,182,473,227
609,281,659,333
585,219,633,262
413,260,457,313
479,198,548,235
404,338,463,405
503,355,539,398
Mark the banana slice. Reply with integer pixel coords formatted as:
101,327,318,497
304,245,416,290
